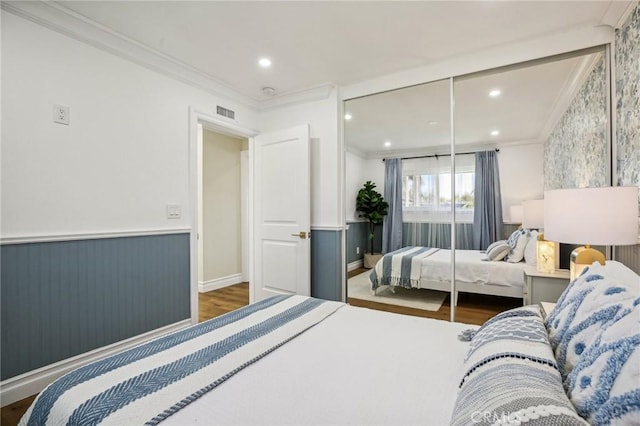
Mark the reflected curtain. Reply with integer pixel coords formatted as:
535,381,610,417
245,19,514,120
473,151,503,249
403,222,474,249
382,158,403,253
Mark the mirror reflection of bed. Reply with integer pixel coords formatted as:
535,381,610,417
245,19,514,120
344,47,607,324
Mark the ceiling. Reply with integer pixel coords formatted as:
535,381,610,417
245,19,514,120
17,1,631,155
55,1,626,102
345,51,603,156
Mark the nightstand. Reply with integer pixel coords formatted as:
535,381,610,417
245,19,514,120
523,267,571,305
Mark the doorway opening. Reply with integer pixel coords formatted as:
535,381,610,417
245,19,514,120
197,125,250,322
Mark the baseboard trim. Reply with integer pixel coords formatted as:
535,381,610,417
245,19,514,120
347,259,364,272
0,319,191,407
199,273,244,293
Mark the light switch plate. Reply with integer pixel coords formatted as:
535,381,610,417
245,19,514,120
166,204,181,219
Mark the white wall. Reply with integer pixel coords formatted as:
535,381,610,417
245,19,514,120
1,12,258,238
344,151,386,221
257,89,340,228
345,151,365,222
202,130,244,281
498,142,544,223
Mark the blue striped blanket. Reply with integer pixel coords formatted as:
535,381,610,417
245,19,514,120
370,247,439,291
20,295,343,426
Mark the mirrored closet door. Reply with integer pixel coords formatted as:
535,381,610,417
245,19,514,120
343,45,610,323
452,46,608,318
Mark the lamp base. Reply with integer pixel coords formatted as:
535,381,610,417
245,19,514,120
570,245,605,280
536,236,557,274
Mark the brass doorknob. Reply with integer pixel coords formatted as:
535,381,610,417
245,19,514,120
291,232,308,239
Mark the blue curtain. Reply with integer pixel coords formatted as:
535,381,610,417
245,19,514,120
382,158,403,253
403,222,474,250
473,151,503,250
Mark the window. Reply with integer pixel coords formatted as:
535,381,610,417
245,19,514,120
402,155,475,223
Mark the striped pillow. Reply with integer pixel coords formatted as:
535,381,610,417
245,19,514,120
451,306,587,426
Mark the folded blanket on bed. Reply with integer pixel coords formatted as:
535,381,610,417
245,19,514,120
20,295,343,426
370,246,439,291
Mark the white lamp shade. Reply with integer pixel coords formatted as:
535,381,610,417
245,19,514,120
522,199,544,229
510,205,523,223
544,186,638,246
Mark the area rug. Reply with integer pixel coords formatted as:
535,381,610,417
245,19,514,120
347,270,447,311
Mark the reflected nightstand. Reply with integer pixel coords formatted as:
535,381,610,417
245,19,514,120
523,267,570,305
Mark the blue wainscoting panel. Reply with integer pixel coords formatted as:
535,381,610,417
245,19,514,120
311,230,342,302
0,233,190,380
346,221,367,264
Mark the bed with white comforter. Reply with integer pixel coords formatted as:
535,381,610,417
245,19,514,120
370,247,526,303
20,295,472,425
21,261,638,425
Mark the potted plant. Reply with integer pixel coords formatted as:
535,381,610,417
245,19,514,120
356,181,389,268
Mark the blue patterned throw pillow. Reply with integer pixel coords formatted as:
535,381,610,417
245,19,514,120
451,306,588,425
566,301,640,424
506,228,531,263
545,261,640,424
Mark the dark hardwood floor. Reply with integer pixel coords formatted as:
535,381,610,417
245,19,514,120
198,282,249,322
2,276,516,424
346,267,521,325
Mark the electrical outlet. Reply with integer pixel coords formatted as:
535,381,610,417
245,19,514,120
53,104,70,125
166,204,182,219
356,246,360,254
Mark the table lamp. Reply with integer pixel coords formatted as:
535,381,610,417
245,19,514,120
510,205,523,224
544,186,638,280
522,199,558,273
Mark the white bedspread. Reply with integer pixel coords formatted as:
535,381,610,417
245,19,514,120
421,249,526,287
164,305,473,425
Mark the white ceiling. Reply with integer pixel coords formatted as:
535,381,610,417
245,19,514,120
345,51,602,155
26,1,631,155
56,1,624,101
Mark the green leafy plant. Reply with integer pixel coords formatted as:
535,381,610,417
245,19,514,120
356,181,389,254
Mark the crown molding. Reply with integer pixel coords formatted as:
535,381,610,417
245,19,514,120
1,1,335,111
345,145,367,159
363,139,541,160
599,1,637,29
538,52,603,143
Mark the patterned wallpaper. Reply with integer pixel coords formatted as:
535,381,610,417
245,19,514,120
616,3,640,187
543,57,607,190
543,3,640,274
544,2,640,190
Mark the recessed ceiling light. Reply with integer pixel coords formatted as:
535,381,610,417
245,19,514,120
258,58,272,68
428,121,438,125
262,87,276,96
344,113,352,120
384,141,392,147
491,130,500,136
489,89,501,97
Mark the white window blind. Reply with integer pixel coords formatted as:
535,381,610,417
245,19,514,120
402,154,475,223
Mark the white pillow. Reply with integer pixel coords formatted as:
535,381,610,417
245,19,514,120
524,230,538,266
485,239,507,253
507,229,530,263
486,241,510,261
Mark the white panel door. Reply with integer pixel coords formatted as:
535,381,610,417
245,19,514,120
252,124,310,302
